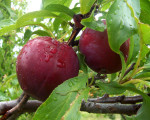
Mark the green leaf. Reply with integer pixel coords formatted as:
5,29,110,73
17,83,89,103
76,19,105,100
140,0,150,25
53,7,80,32
80,0,95,14
16,10,59,27
119,51,127,79
106,0,140,53
97,81,126,95
32,30,51,37
101,1,113,11
45,4,75,17
135,96,150,120
62,88,90,120
33,74,88,120
81,13,106,32
0,21,50,36
141,44,149,60
24,29,32,42
127,34,140,64
4,0,11,7
0,90,9,101
42,0,72,9
77,52,88,74
0,24,16,36
0,19,15,28
133,72,150,79
126,93,150,120
0,3,10,19
140,23,150,44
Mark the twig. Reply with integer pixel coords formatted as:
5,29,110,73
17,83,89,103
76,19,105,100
0,99,141,116
88,93,150,104
88,74,107,87
68,2,98,46
0,100,42,115
0,93,30,120
80,101,141,116
123,63,136,77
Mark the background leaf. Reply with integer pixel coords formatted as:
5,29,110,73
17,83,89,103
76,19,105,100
32,30,51,37
24,29,32,42
16,10,59,27
81,12,106,32
97,81,126,95
42,0,72,8
140,0,150,25
45,4,75,17
140,23,150,44
80,0,95,14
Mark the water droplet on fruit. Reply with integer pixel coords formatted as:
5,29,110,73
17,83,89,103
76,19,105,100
50,47,57,54
45,55,50,62
44,52,53,62
47,45,50,48
57,59,65,68
60,46,65,50
40,58,42,62
52,40,59,45
120,20,124,29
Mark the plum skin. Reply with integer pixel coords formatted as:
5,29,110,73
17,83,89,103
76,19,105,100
79,28,130,74
16,36,79,101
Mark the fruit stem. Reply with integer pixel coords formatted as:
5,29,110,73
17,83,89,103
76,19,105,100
67,27,83,46
67,3,98,46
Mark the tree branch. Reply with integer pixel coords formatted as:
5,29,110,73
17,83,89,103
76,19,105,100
0,97,142,117
0,94,30,120
88,94,150,104
0,100,42,116
80,101,141,116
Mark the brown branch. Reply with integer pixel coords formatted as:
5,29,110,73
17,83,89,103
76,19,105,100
68,2,98,46
88,93,150,104
88,74,107,86
80,101,141,116
67,27,83,46
0,93,30,120
0,100,42,115
0,99,141,116
123,63,136,78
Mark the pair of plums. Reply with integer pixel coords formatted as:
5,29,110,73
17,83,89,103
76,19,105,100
16,25,129,101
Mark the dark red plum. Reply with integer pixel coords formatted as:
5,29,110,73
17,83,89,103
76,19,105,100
79,28,129,74
16,36,79,101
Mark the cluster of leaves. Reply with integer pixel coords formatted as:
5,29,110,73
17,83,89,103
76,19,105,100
0,0,27,110
0,0,150,120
